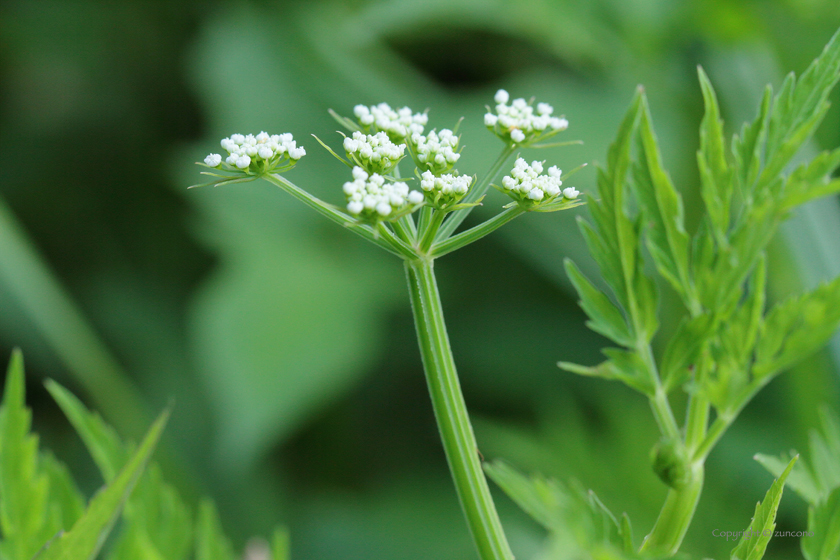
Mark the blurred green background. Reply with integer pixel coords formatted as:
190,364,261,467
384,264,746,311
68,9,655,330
1,1,840,558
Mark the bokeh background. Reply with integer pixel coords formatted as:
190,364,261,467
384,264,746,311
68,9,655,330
2,1,840,558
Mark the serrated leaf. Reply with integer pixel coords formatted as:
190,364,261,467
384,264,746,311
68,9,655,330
731,456,797,560
803,486,840,560
697,67,733,240
40,452,85,534
36,407,169,560
560,348,654,395
0,350,58,560
660,313,715,392
780,148,840,211
732,86,771,194
484,461,632,554
755,452,821,506
46,381,193,560
45,381,127,482
580,90,658,343
754,275,840,380
765,28,840,174
633,94,694,305
195,499,236,560
565,259,633,347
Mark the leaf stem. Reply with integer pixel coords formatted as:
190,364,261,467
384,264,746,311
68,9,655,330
419,209,447,253
262,174,404,257
405,259,514,560
436,146,515,241
431,207,525,258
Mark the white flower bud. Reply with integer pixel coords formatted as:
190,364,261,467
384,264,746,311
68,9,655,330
408,190,424,204
236,155,251,169
258,146,273,160
204,154,222,167
347,201,364,214
376,202,392,216
528,189,544,201
563,187,579,199
494,89,509,104
510,129,526,143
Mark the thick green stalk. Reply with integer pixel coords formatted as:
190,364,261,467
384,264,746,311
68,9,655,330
405,259,513,560
640,463,704,556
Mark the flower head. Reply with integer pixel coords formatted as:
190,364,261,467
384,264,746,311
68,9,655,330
410,129,461,175
419,170,473,209
343,167,423,222
485,90,568,146
499,158,578,207
353,103,428,142
344,131,406,175
205,132,304,174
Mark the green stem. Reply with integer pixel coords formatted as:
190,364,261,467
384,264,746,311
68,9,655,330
263,174,401,257
640,462,705,556
405,259,513,560
693,414,732,462
431,207,525,258
435,146,515,241
419,210,446,253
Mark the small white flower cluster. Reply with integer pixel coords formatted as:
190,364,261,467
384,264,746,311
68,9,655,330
419,171,472,206
410,129,461,174
343,167,424,219
353,103,428,141
501,158,579,203
344,131,406,174
484,90,568,145
205,132,305,170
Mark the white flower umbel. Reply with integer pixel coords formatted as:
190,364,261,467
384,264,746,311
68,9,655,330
419,170,473,209
194,132,305,188
344,131,407,175
485,89,569,146
353,103,428,142
499,158,579,208
343,166,423,222
203,132,305,174
410,129,461,175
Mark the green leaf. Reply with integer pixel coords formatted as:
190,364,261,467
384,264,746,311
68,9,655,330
754,452,821,506
483,461,633,554
46,381,193,560
731,456,797,560
0,350,58,560
40,452,85,534
697,67,733,240
754,275,840,380
764,28,840,179
564,259,633,347
579,89,658,343
633,94,694,306
44,380,127,482
803,486,840,560
732,86,771,194
36,407,170,560
195,499,236,560
780,148,840,211
660,313,715,392
560,348,654,396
